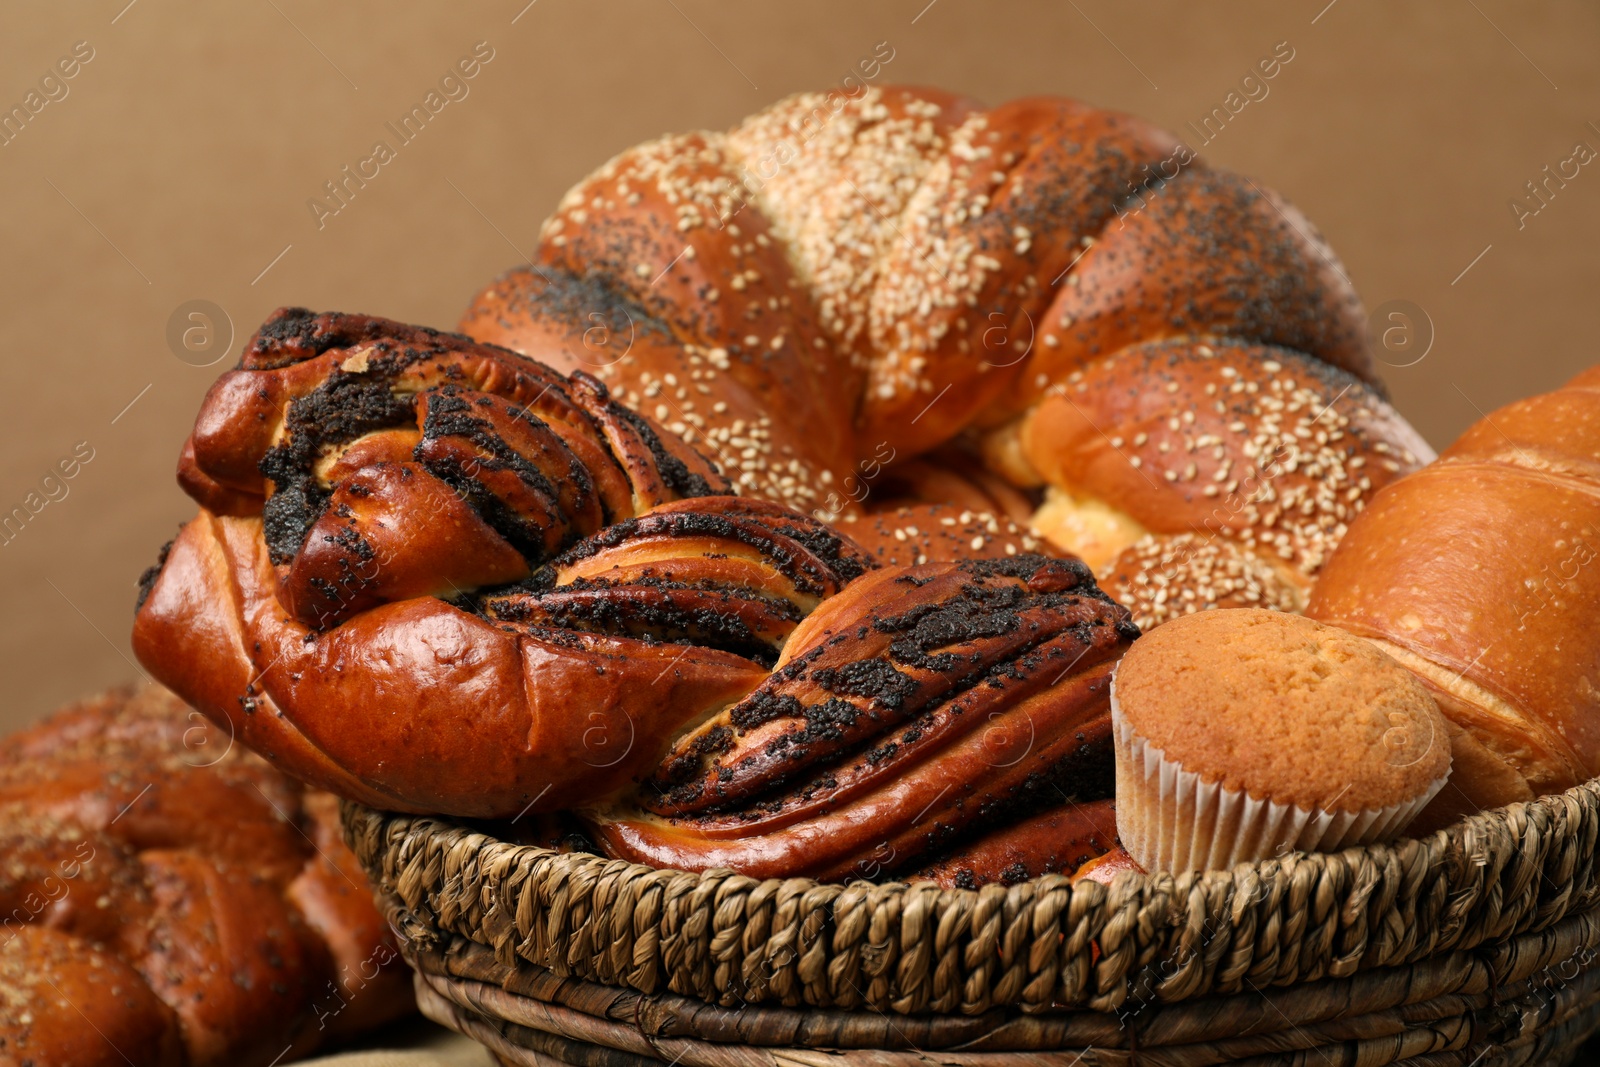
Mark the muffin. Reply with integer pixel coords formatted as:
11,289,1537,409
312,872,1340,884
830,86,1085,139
1110,608,1452,873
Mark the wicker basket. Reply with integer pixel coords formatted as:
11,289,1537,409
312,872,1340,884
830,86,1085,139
343,780,1600,1066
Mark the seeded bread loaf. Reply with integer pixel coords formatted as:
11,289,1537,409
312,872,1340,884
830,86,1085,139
461,86,1432,628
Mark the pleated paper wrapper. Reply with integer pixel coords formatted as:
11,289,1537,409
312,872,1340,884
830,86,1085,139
1111,693,1451,874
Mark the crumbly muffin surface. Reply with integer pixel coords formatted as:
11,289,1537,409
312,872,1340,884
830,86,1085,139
1113,608,1450,812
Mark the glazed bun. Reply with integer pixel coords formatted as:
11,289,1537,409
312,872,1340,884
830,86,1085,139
1309,367,1600,826
0,686,410,1066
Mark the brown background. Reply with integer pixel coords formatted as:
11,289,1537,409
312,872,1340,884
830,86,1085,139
1,1,1596,733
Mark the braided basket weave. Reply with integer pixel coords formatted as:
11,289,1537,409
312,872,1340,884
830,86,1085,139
342,781,1600,1066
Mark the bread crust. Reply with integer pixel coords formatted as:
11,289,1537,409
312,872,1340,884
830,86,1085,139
1308,369,1600,812
462,88,1415,631
1309,465,1600,804
0,685,410,1066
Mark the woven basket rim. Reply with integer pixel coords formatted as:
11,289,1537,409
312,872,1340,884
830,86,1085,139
344,775,1600,1015
351,774,1600,903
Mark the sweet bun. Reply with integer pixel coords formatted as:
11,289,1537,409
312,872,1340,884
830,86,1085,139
1308,367,1600,825
0,685,410,1066
134,305,1134,889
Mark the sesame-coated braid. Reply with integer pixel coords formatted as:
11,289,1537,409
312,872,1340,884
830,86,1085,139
461,86,1433,628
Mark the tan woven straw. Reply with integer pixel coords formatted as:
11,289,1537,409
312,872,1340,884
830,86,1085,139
343,778,1600,1065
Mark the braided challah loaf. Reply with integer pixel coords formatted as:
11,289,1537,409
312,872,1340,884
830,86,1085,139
461,85,1433,628
0,685,409,1067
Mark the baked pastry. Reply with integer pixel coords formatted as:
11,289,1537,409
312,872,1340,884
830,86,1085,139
583,553,1133,880
1071,846,1144,886
0,684,410,1067
134,309,750,815
911,798,1119,889
133,85,1452,885
173,308,728,629
460,85,1434,629
1110,609,1451,872
1016,340,1430,626
1307,366,1600,826
133,310,1133,887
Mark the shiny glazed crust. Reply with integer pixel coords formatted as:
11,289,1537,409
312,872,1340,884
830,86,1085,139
461,85,1431,630
1308,367,1600,821
587,555,1135,879
133,309,1135,882
0,685,410,1067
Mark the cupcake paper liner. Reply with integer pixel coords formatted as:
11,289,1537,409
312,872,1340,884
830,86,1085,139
1111,688,1451,874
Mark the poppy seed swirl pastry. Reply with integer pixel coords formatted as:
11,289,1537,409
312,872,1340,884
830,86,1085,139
461,85,1434,629
132,309,1133,885
591,552,1135,881
137,308,808,818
